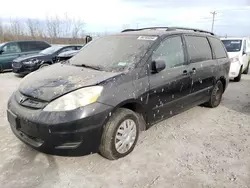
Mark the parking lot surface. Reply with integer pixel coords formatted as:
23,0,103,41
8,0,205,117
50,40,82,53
0,72,250,188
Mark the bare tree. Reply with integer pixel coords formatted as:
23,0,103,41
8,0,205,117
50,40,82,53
46,16,62,40
0,18,3,42
9,18,24,39
62,13,72,38
0,15,86,43
72,19,85,38
61,15,85,39
26,19,37,39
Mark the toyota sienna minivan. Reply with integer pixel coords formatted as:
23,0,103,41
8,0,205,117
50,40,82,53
7,27,230,160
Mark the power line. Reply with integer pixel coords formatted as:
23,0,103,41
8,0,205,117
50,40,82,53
210,11,217,32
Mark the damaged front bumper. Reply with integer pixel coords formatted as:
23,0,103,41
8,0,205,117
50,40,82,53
7,93,112,155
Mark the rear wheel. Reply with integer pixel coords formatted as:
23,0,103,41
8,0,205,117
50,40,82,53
204,80,224,108
234,66,242,82
243,62,249,74
99,108,140,160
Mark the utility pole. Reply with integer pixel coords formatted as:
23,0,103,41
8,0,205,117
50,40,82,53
104,27,107,35
210,11,217,32
136,23,139,29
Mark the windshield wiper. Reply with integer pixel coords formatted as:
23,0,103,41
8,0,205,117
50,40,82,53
73,64,103,71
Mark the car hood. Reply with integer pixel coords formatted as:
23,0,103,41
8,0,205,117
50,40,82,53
19,63,121,101
14,53,49,62
227,52,241,59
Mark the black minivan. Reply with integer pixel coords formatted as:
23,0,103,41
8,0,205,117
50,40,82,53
7,27,230,160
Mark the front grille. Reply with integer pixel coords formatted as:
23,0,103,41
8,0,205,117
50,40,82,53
15,92,48,109
12,61,22,68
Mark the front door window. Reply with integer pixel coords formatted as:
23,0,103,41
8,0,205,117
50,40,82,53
2,43,21,54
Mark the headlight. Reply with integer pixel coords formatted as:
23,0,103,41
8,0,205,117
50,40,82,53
230,57,239,63
23,59,40,65
43,86,103,111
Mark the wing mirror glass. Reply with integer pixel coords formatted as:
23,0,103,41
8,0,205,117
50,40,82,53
151,59,166,73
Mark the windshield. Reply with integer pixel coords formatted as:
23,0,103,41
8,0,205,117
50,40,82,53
40,46,63,55
70,35,156,72
222,40,242,52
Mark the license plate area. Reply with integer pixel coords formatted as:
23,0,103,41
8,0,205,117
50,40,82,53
12,62,22,68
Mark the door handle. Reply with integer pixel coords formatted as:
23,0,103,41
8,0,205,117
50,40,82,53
183,70,188,75
190,68,196,74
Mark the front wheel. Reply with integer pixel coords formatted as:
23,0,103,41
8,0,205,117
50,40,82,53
99,108,140,160
204,80,224,108
243,62,249,74
234,66,242,82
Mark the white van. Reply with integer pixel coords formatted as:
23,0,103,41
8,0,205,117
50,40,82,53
221,37,250,82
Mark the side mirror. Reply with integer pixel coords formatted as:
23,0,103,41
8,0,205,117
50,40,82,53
151,59,166,73
85,35,92,44
0,49,3,55
243,50,247,55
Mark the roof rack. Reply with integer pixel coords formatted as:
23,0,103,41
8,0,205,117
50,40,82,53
121,27,214,36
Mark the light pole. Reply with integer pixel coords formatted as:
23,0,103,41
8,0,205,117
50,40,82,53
210,11,217,32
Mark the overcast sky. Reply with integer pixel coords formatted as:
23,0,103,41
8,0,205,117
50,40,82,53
1,0,250,36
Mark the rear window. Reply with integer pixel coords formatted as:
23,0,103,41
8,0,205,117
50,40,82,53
209,38,228,58
185,36,212,63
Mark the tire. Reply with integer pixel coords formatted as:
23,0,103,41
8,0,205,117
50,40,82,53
234,66,242,82
204,80,224,108
243,62,249,74
39,63,50,69
99,108,140,160
0,65,2,73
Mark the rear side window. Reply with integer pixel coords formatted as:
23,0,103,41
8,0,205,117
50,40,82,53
210,38,228,58
19,41,50,52
34,41,50,50
19,42,36,52
185,36,212,63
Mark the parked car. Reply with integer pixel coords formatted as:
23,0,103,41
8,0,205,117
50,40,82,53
0,40,51,72
221,37,250,81
7,27,230,160
12,45,83,75
56,49,80,62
